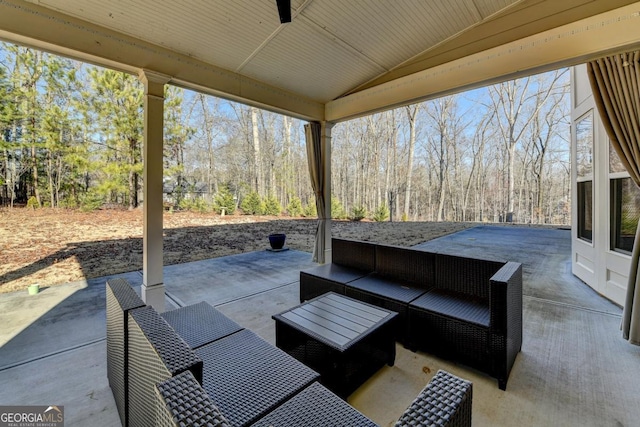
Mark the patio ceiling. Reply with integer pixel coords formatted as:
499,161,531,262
1,0,640,122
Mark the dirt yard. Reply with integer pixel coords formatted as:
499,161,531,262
0,208,482,293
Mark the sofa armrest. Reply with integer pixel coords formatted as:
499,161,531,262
105,278,145,427
156,370,230,427
395,370,472,427
489,261,523,334
128,306,203,427
489,261,523,390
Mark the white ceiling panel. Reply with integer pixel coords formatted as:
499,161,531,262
473,0,521,19
298,0,482,70
241,18,384,102
34,0,282,71
10,0,637,119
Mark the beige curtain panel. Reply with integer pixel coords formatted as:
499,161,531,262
587,51,640,345
304,122,325,263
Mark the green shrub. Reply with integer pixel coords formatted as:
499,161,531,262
401,212,409,222
240,191,263,215
351,206,367,221
178,198,192,211
303,200,317,218
178,197,210,213
214,186,236,215
26,196,40,210
80,190,104,212
59,197,78,209
331,196,346,219
195,198,211,213
373,204,389,222
263,194,282,216
287,195,303,217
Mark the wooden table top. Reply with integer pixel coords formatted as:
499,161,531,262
273,292,397,351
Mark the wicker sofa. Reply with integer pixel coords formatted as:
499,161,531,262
300,238,523,390
106,278,473,427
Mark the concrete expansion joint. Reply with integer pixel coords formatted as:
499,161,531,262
0,338,105,373
524,294,622,318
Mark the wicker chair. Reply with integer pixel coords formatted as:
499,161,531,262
395,370,472,427
105,278,145,427
108,279,475,426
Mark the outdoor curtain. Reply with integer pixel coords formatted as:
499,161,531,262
587,51,640,345
304,122,326,263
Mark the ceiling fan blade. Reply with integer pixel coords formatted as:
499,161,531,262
275,0,291,23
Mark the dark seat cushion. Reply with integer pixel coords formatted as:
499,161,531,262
161,301,244,349
251,382,376,427
410,289,490,328
196,329,319,427
347,274,426,304
301,263,370,284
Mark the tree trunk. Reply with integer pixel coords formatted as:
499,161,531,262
250,107,262,195
31,142,40,205
404,105,418,219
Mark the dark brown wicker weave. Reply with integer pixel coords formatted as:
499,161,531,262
299,238,376,301
273,292,397,398
408,256,522,390
106,280,474,427
196,329,320,427
345,274,425,344
395,370,472,427
299,239,522,390
344,245,436,343
156,370,230,427
161,301,244,349
250,382,377,427
105,278,145,427
128,306,203,427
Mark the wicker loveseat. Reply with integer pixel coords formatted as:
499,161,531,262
106,278,473,426
300,238,523,390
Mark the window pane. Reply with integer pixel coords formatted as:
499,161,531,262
609,142,627,174
578,181,593,242
576,113,593,178
611,178,640,253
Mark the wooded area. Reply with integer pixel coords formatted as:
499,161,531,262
0,42,570,224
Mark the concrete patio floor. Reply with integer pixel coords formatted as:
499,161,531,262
1,226,638,426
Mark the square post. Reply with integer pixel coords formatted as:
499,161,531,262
139,70,170,312
322,122,334,263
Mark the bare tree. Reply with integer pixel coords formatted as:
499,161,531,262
404,105,418,219
488,71,566,221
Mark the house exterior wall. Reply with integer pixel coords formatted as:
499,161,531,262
571,64,628,306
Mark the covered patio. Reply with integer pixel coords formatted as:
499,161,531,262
2,0,640,310
2,0,640,425
0,226,637,425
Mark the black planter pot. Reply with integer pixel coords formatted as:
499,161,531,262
268,233,286,250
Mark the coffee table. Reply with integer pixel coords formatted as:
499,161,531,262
273,292,398,398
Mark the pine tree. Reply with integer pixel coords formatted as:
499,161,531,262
85,68,143,209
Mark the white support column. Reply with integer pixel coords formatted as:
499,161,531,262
139,70,170,312
322,121,334,263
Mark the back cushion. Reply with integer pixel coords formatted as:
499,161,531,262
375,245,436,288
435,253,505,299
332,238,376,271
